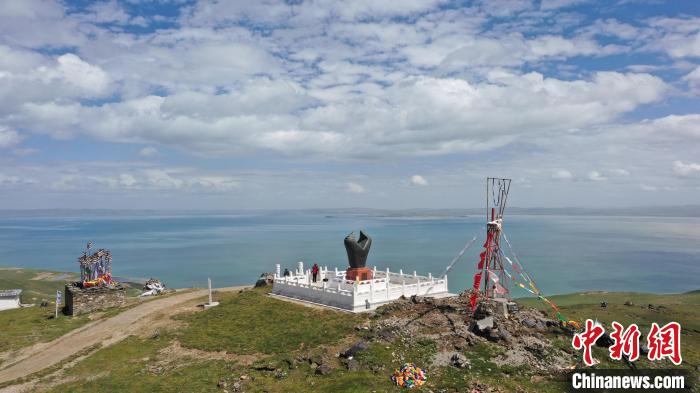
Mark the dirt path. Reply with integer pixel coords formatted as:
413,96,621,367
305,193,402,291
0,286,248,386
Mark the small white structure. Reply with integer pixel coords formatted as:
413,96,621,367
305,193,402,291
203,277,219,309
0,289,22,311
271,262,453,312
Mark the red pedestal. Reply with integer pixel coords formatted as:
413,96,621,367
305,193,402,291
345,267,373,281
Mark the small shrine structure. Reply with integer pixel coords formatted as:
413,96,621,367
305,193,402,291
271,231,452,312
64,242,125,316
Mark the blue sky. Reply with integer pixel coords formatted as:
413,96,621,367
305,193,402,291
0,0,699,209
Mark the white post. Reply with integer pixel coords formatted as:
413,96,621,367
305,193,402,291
370,279,374,302
335,267,338,276
444,275,448,292
386,267,390,288
337,281,341,291
413,271,418,282
55,290,60,319
399,269,403,276
208,278,213,304
373,266,377,276
298,261,304,275
323,281,327,292
429,272,433,284
275,264,281,278
307,269,311,285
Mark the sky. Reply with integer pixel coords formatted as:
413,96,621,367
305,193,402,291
0,0,699,210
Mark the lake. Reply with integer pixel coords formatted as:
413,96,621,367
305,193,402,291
0,212,698,295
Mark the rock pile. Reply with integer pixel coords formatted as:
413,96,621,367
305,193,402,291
370,290,575,372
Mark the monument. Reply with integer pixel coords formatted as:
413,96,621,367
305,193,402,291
271,230,453,312
344,231,373,281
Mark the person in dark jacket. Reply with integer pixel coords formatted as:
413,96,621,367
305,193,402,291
283,268,291,277
312,263,320,283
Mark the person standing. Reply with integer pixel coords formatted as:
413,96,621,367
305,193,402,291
283,268,291,277
312,263,319,283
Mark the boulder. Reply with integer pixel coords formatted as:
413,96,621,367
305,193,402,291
475,316,494,332
315,364,332,375
522,318,537,328
498,328,513,343
450,353,470,369
342,341,369,358
344,358,360,371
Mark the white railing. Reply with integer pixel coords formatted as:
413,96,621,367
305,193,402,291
271,263,449,312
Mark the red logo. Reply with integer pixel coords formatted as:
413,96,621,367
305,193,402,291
572,319,605,366
647,322,682,365
609,322,641,361
572,319,682,366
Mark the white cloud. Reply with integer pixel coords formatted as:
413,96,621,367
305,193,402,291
645,17,700,58
119,174,137,187
139,147,159,157
346,182,366,194
684,66,700,94
410,175,429,186
20,70,666,158
640,184,658,191
540,0,588,10
672,161,700,178
0,0,699,208
587,171,607,181
143,169,185,189
0,125,20,148
648,114,700,139
552,169,574,180
609,169,630,176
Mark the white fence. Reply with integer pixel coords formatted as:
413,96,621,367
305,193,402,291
271,263,450,312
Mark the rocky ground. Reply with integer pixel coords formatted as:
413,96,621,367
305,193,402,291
365,292,577,376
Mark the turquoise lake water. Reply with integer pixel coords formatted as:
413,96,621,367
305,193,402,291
0,213,698,296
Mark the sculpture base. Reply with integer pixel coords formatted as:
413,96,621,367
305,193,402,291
345,267,373,281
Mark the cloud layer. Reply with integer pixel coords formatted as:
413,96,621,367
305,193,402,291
0,0,698,208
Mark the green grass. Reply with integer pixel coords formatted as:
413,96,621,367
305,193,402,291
46,335,231,393
0,307,90,355
0,268,142,356
27,289,700,392
176,287,363,355
0,268,78,303
0,268,90,356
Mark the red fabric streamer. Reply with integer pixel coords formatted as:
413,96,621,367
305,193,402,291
477,251,486,269
472,272,482,290
470,293,478,311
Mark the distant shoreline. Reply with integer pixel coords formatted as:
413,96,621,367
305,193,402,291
1,205,700,218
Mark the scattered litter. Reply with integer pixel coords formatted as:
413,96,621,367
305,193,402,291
140,278,165,297
390,363,427,388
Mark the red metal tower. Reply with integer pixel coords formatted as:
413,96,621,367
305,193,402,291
470,178,511,309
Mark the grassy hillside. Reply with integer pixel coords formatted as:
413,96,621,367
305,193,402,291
1,270,697,392
38,287,700,393
0,268,140,357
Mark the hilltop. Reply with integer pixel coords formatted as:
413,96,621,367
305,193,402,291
0,268,698,392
